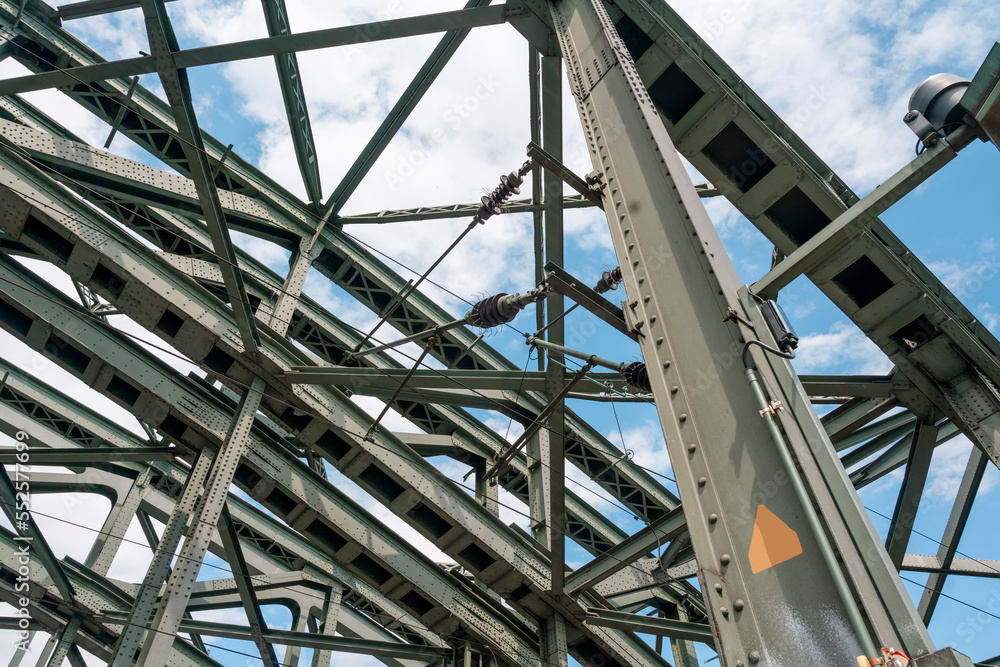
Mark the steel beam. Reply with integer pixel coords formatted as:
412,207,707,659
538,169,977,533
917,446,989,622
885,421,939,569
84,467,152,576
0,446,176,464
0,5,509,97
582,608,713,645
218,502,279,667
0,464,76,604
261,0,322,206
110,614,454,661
321,0,494,217
57,0,178,20
548,1,933,664
565,507,686,596
902,555,1000,578
139,0,262,361
798,374,895,399
751,137,964,298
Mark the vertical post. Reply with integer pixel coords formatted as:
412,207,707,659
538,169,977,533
669,605,699,667
40,615,82,667
85,467,152,576
539,50,570,667
541,53,566,596
885,420,939,569
529,43,545,365
110,450,215,666
136,377,266,667
310,589,342,667
527,430,550,545
474,459,499,516
548,0,934,662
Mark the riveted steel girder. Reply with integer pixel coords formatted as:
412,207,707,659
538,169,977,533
0,135,668,667
548,1,934,664
0,31,682,533
514,0,1000,470
0,96,669,561
0,360,450,660
260,0,322,206
0,259,540,666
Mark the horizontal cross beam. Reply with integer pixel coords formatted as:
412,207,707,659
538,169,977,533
0,5,508,96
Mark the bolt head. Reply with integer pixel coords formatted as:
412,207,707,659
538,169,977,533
749,650,761,664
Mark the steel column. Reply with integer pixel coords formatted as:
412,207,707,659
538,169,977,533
84,467,152,576
137,377,266,665
917,446,989,622
548,1,933,664
885,421,939,569
109,450,215,666
260,0,322,205
218,502,279,667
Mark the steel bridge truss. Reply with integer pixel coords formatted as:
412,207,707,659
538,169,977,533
0,0,996,666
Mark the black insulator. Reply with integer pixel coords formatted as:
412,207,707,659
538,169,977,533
478,195,502,220
507,171,524,189
500,174,520,196
596,267,623,293
621,361,652,393
467,293,517,329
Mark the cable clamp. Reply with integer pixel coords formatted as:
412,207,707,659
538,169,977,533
758,400,782,418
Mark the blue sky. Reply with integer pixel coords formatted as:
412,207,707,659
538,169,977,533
0,1,999,666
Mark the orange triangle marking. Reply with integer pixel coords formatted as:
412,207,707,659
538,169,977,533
748,504,803,574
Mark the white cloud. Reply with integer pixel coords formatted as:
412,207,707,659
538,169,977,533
923,435,997,504
793,321,894,375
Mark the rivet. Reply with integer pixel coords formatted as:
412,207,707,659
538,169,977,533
662,360,671,369
749,650,760,664
656,337,664,346
736,661,745,667
714,583,723,594
649,316,657,324
720,607,729,618
698,476,707,487
638,277,645,285
708,513,717,524
643,296,651,303
679,413,687,422
671,386,678,394
734,599,744,612
632,260,639,267
720,553,731,566
687,443,696,453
